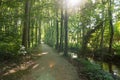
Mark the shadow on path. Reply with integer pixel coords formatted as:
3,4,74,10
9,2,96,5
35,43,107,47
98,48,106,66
0,44,80,80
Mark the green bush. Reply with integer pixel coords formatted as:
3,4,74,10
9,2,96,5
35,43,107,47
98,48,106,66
78,58,114,80
68,43,81,53
113,42,120,55
0,42,20,60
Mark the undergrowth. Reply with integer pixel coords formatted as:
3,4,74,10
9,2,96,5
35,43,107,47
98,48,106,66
77,58,116,80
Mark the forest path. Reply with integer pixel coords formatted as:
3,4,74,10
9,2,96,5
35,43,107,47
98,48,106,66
21,44,79,80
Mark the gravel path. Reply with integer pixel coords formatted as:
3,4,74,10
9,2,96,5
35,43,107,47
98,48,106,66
21,44,79,80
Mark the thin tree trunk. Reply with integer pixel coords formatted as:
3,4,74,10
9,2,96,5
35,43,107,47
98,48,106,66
31,22,34,47
64,0,68,56
108,0,114,74
35,21,38,45
59,5,64,51
38,21,41,44
100,0,105,68
28,1,31,48
55,6,59,49
108,0,114,55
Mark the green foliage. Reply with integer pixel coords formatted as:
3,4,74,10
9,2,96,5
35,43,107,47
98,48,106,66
0,42,20,61
114,21,120,37
78,58,114,80
113,21,120,55
0,0,23,61
0,32,21,61
44,26,56,47
68,43,81,53
0,42,18,53
113,42,120,55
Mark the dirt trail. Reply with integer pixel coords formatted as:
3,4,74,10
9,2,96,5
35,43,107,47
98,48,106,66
21,44,80,80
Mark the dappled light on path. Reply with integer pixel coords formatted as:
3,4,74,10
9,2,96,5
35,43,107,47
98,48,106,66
32,52,48,57
37,52,48,56
3,69,16,76
32,64,39,69
20,44,79,80
49,62,55,68
2,60,35,76
0,44,79,80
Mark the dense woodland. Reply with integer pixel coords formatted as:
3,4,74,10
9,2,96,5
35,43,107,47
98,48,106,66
0,0,120,80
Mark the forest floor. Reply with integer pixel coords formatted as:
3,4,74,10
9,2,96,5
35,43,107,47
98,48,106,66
0,44,85,80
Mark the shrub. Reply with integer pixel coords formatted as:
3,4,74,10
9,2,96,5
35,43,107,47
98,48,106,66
77,58,115,80
68,43,81,53
0,42,20,61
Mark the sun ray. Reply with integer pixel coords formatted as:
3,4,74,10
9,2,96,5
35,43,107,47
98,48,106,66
66,0,86,8
68,0,81,7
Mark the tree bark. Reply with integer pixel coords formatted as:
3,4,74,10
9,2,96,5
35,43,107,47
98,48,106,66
99,0,105,68
22,0,30,49
55,5,59,49
108,0,114,55
28,0,31,48
59,4,64,51
38,21,41,44
35,21,38,45
64,0,68,56
108,0,114,74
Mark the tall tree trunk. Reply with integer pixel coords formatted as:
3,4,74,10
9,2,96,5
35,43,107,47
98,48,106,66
99,0,106,68
81,24,85,57
22,0,30,49
59,5,64,51
55,5,59,49
28,1,31,48
108,0,114,74
64,0,68,56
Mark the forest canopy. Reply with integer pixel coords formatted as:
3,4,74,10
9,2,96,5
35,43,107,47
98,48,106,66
0,0,120,80
0,0,120,64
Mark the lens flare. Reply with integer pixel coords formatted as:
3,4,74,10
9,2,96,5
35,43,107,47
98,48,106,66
67,0,81,7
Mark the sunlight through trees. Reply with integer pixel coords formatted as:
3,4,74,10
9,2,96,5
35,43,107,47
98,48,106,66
0,0,120,79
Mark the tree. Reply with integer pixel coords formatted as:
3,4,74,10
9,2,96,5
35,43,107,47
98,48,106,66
64,0,68,56
22,0,30,49
108,0,114,56
108,0,114,74
59,3,64,51
55,0,59,50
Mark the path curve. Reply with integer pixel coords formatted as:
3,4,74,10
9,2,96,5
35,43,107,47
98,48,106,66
21,44,79,80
